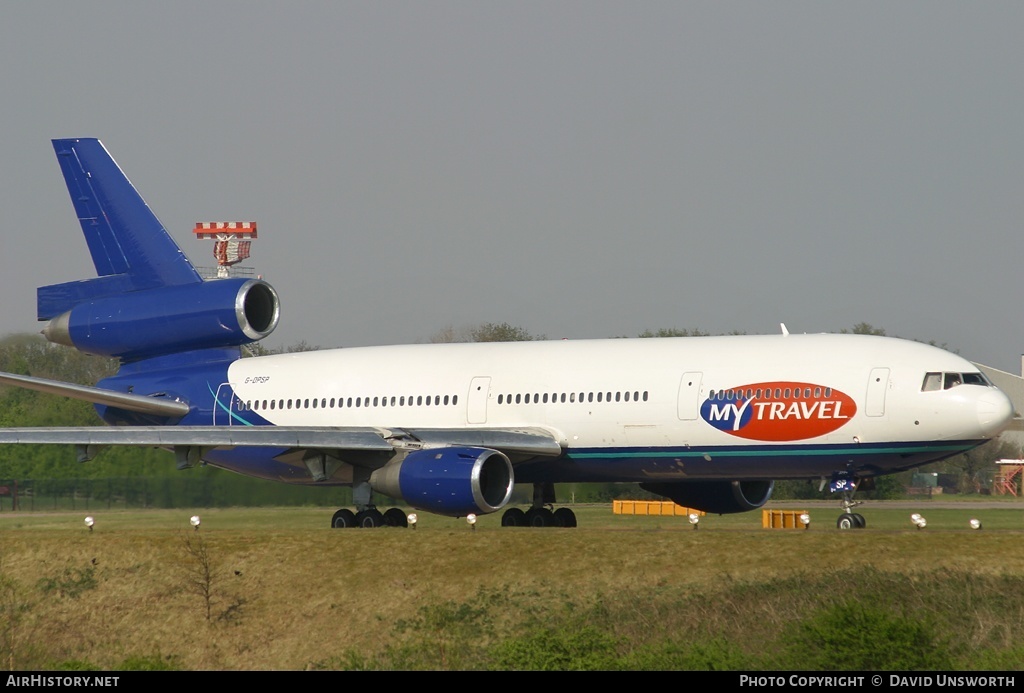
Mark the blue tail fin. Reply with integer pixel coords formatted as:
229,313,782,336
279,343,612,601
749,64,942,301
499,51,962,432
39,138,280,362
38,138,202,320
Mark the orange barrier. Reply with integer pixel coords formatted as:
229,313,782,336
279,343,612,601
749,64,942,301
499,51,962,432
612,500,704,517
761,509,810,529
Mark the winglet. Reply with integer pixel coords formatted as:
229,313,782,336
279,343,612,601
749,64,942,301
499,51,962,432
781,323,790,336
38,138,202,320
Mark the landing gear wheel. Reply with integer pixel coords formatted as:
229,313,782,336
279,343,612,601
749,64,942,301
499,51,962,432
831,472,866,530
502,508,526,527
331,509,356,528
383,507,408,527
356,509,384,528
526,507,554,527
553,508,577,528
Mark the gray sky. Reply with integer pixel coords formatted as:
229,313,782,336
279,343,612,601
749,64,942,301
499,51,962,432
1,2,1022,371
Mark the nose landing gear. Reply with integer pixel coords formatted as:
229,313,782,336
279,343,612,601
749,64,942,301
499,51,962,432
831,474,867,530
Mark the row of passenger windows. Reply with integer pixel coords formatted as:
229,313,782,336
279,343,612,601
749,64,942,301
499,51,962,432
241,394,460,412
710,387,833,401
496,390,649,405
239,388,653,412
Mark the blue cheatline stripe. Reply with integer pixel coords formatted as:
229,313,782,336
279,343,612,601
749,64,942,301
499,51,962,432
207,382,255,426
567,441,977,460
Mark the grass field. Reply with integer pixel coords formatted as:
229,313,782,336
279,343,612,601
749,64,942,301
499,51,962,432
2,501,1024,670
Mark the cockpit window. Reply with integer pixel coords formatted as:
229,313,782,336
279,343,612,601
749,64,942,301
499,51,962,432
922,371,991,391
962,372,991,386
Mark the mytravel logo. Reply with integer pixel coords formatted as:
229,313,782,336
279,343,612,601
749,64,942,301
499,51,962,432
700,381,857,441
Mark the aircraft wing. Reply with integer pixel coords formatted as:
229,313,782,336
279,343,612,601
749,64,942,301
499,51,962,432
0,425,563,466
0,426,395,449
0,368,563,473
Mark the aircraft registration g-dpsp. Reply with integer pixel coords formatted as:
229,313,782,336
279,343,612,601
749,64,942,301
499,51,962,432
0,138,1014,529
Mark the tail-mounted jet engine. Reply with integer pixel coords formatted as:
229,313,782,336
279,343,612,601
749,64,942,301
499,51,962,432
41,278,280,360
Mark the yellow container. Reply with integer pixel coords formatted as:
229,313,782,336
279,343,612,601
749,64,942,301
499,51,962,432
614,500,704,517
761,509,808,529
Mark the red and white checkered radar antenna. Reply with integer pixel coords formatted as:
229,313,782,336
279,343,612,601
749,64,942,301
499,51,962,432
193,222,257,279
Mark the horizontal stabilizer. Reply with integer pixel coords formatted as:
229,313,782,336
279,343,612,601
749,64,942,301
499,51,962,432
37,275,136,322
0,371,190,418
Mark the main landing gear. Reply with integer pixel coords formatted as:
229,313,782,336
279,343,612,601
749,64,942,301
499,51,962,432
331,481,408,528
831,474,866,530
500,482,578,528
331,506,409,528
500,506,577,527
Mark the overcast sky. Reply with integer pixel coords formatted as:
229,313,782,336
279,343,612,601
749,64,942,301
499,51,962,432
1,2,1022,371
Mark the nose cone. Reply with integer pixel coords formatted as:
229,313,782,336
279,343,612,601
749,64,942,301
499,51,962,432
978,388,1015,437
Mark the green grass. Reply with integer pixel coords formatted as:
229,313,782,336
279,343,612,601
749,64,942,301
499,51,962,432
5,499,1021,532
1,502,1023,670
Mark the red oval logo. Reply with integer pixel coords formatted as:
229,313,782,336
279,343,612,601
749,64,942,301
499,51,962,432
700,381,858,441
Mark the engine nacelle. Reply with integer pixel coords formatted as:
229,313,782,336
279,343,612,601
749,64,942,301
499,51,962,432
42,278,280,361
640,480,774,514
369,447,514,517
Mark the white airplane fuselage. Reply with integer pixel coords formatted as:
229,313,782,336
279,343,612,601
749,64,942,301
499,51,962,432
217,332,1012,484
